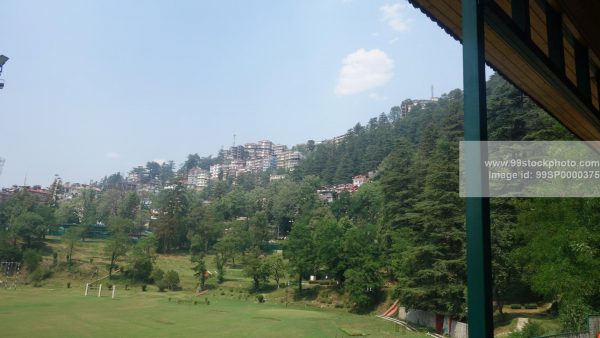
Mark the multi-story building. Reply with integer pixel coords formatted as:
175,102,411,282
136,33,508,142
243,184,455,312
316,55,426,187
187,167,209,190
244,143,258,160
276,151,304,170
400,97,438,117
257,140,273,159
273,144,288,156
210,164,228,180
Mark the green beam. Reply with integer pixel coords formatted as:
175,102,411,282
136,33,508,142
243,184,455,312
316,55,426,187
545,2,565,74
574,40,591,103
462,0,493,337
511,0,530,37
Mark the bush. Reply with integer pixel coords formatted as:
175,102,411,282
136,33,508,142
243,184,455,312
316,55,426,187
256,294,265,303
151,268,165,284
510,304,522,309
28,266,52,283
508,321,544,338
129,256,153,282
524,303,537,309
559,299,591,332
156,279,168,292
23,249,42,273
67,282,71,288
141,284,147,292
0,246,22,262
164,270,180,290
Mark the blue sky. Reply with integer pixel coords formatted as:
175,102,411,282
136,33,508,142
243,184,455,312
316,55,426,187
1,0,465,186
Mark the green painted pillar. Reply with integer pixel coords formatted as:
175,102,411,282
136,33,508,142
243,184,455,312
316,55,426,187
462,0,493,337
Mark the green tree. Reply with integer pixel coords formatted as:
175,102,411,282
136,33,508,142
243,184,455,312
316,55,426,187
243,247,270,290
192,255,208,290
266,254,287,288
285,221,316,291
214,250,226,284
13,212,46,248
63,226,84,265
154,181,190,252
104,231,129,278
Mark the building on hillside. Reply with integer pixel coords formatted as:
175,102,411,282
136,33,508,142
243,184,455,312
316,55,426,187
186,167,209,190
400,97,439,117
276,151,304,170
210,164,228,180
352,174,368,188
244,143,258,160
273,144,288,157
257,140,273,158
270,174,286,181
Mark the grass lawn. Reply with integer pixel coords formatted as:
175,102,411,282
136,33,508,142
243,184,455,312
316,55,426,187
0,286,429,338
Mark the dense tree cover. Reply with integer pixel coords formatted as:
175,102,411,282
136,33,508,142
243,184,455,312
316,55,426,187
1,74,598,325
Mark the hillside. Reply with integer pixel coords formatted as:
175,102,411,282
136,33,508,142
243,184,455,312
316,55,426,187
1,74,599,337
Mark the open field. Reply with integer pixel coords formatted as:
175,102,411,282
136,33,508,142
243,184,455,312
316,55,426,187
0,287,428,337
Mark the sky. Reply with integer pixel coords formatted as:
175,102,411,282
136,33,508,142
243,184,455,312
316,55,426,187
0,0,466,187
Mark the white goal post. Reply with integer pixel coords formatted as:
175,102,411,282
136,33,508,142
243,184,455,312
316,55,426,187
84,283,116,299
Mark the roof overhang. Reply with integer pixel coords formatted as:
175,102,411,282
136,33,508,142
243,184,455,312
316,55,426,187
409,0,600,140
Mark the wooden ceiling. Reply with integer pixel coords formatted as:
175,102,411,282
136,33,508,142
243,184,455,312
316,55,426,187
408,0,600,140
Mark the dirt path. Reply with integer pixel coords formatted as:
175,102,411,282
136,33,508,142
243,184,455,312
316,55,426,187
515,317,529,331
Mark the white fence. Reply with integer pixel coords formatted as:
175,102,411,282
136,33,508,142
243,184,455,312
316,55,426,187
398,306,468,338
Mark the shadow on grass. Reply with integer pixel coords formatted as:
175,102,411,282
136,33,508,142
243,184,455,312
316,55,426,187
293,287,319,301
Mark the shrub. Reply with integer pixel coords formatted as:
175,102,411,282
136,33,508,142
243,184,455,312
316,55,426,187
508,321,544,338
256,294,265,303
151,268,165,284
335,302,344,308
524,303,537,309
164,270,180,290
157,279,168,292
129,256,153,282
141,284,147,292
23,249,42,273
28,266,52,283
0,246,22,262
559,299,591,332
67,282,71,288
510,304,522,309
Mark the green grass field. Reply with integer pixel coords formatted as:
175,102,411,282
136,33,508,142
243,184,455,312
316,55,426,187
0,286,428,337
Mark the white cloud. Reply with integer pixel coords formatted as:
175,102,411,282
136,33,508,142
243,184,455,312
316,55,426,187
105,151,120,159
380,3,412,32
335,48,394,96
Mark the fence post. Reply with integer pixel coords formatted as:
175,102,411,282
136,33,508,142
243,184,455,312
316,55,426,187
85,283,89,296
112,285,116,299
98,284,102,297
